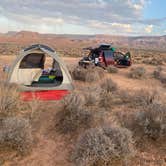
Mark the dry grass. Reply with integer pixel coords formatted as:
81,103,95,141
153,66,162,79
154,67,166,85
0,117,33,154
83,86,101,107
120,103,166,142
129,67,146,79
55,92,93,134
133,103,166,140
0,81,39,156
130,89,159,108
160,74,166,85
72,66,105,82
72,66,87,81
107,66,118,73
98,91,113,109
72,125,135,166
0,54,165,165
117,89,166,141
0,82,21,117
97,78,118,110
100,78,117,93
143,57,163,66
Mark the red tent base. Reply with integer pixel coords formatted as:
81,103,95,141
21,90,69,101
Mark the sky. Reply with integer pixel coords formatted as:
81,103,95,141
0,0,165,36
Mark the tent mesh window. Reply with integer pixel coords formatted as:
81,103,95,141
19,53,45,69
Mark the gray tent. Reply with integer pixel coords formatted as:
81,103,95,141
8,44,73,92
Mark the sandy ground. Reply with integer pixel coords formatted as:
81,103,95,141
0,55,166,166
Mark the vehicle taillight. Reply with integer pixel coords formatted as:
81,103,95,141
99,55,104,62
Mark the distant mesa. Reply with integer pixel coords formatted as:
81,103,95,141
0,30,165,52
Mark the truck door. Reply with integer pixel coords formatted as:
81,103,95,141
103,50,115,66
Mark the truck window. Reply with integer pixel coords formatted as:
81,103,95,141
103,50,114,59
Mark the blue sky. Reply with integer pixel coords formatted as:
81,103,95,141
0,0,165,35
143,0,166,18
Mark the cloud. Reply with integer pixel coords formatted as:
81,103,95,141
0,0,164,35
111,23,132,32
88,20,133,35
145,25,153,33
0,0,148,24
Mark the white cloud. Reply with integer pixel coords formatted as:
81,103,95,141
133,4,143,10
111,23,132,32
145,25,153,33
0,0,148,24
0,0,163,35
88,20,133,34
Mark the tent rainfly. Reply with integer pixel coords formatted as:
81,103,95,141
8,44,73,100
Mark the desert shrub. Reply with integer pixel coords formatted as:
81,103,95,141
153,67,166,85
25,99,49,124
160,73,166,85
85,67,105,82
129,67,146,79
72,66,104,82
143,58,163,66
127,103,166,141
100,78,117,93
101,90,132,107
72,66,87,81
62,92,85,110
0,117,33,154
83,87,101,106
98,91,113,109
130,89,159,108
72,126,135,166
107,66,118,73
153,66,162,79
0,82,21,117
98,79,118,109
56,92,93,134
116,90,132,104
85,70,100,82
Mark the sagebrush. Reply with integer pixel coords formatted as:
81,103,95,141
56,92,93,134
0,82,21,117
133,103,166,140
100,78,117,93
129,67,146,79
107,66,118,73
72,66,104,82
72,125,135,166
0,117,33,154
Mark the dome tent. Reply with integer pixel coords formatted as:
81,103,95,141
8,44,73,100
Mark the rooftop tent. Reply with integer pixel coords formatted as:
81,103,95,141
8,44,73,100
